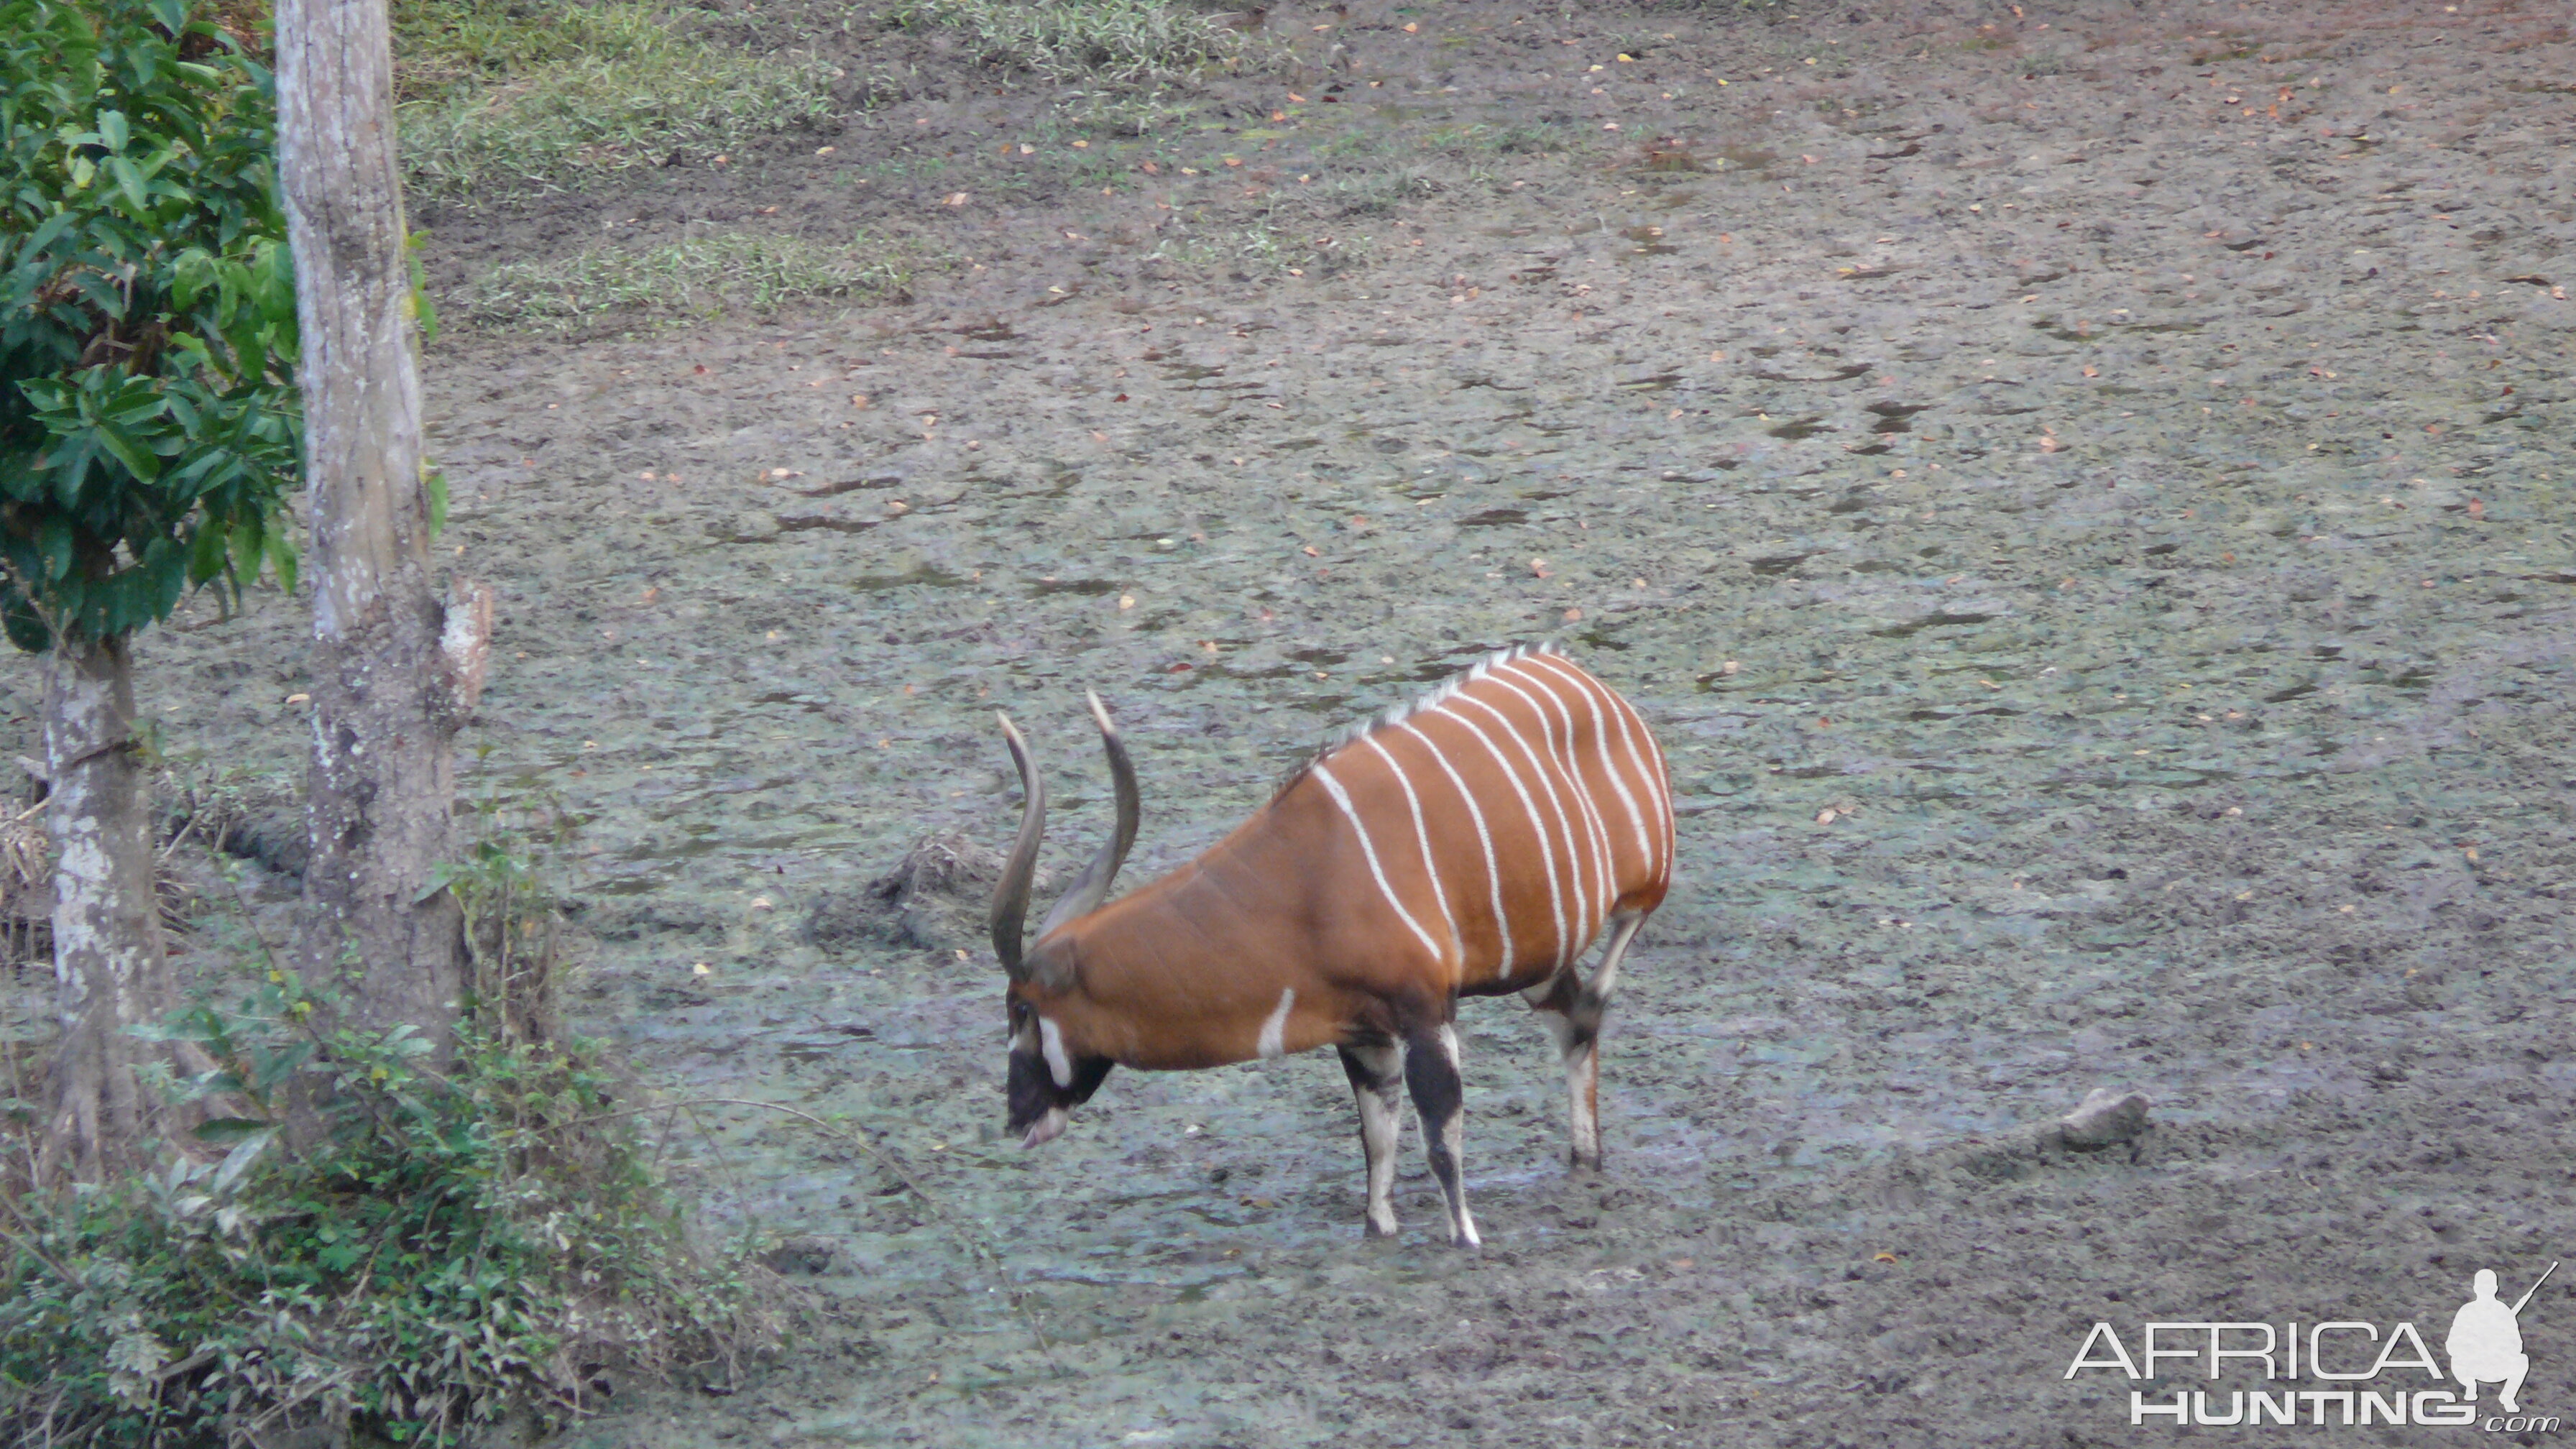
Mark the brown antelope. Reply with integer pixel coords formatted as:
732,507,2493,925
990,645,1673,1246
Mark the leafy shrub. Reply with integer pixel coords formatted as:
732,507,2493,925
0,0,300,653
0,960,781,1446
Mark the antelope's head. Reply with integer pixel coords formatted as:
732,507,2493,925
990,692,1138,1148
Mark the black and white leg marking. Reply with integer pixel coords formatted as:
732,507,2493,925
1588,908,1646,1005
1338,1040,1407,1239
1404,1021,1481,1248
1527,908,1647,1170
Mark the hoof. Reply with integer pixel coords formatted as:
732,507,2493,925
1362,1216,1399,1240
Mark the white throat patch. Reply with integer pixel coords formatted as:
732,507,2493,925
1256,988,1297,1060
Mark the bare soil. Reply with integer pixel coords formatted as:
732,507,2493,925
9,0,2576,1443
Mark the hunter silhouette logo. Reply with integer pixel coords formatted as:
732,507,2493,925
2450,1264,2554,1414
2065,1261,2562,1431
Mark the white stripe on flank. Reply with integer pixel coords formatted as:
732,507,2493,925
1361,735,1460,969
1621,687,1676,868
1312,761,1448,964
1257,987,1296,1059
1424,704,1565,972
1524,653,1655,878
1449,694,1585,968
1488,666,1614,943
1396,719,1512,973
1455,689,1591,962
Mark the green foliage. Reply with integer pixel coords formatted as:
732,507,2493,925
0,959,778,1446
426,776,583,1044
391,0,837,198
456,230,911,334
0,0,301,653
886,0,1251,87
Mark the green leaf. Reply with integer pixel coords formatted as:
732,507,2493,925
192,1116,275,1145
4,602,49,654
47,435,103,505
188,518,226,583
424,464,448,538
226,516,262,580
93,419,162,481
211,1126,277,1195
18,208,75,260
251,1044,304,1095
66,266,129,318
170,249,207,310
37,516,73,581
408,231,439,348
259,239,297,325
263,528,297,594
106,154,151,216
148,539,185,618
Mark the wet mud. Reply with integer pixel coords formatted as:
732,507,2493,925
8,0,2575,1443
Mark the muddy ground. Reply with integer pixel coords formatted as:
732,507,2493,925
10,0,2576,1443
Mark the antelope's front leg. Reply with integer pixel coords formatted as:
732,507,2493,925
1404,1022,1481,1249
1338,1041,1407,1238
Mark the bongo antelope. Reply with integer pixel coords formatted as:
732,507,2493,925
991,645,1673,1246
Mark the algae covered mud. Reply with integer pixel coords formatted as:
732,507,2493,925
9,0,2576,1441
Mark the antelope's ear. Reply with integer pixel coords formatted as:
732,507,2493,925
1024,935,1080,995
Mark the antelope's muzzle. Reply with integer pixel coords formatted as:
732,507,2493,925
1006,1037,1112,1148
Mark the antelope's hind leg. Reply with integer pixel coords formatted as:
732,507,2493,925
1338,1040,1407,1239
1526,909,1649,1171
1404,1021,1481,1249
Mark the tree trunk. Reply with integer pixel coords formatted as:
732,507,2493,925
275,0,489,1053
38,635,173,1182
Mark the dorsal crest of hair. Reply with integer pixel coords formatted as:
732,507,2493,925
1276,643,1559,797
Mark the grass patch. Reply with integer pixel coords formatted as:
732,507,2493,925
393,0,837,198
1062,85,1206,136
456,231,913,333
1144,220,1359,280
1422,121,1569,156
885,0,1251,86
1292,165,1443,218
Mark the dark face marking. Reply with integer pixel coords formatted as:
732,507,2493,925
1004,995,1113,1141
